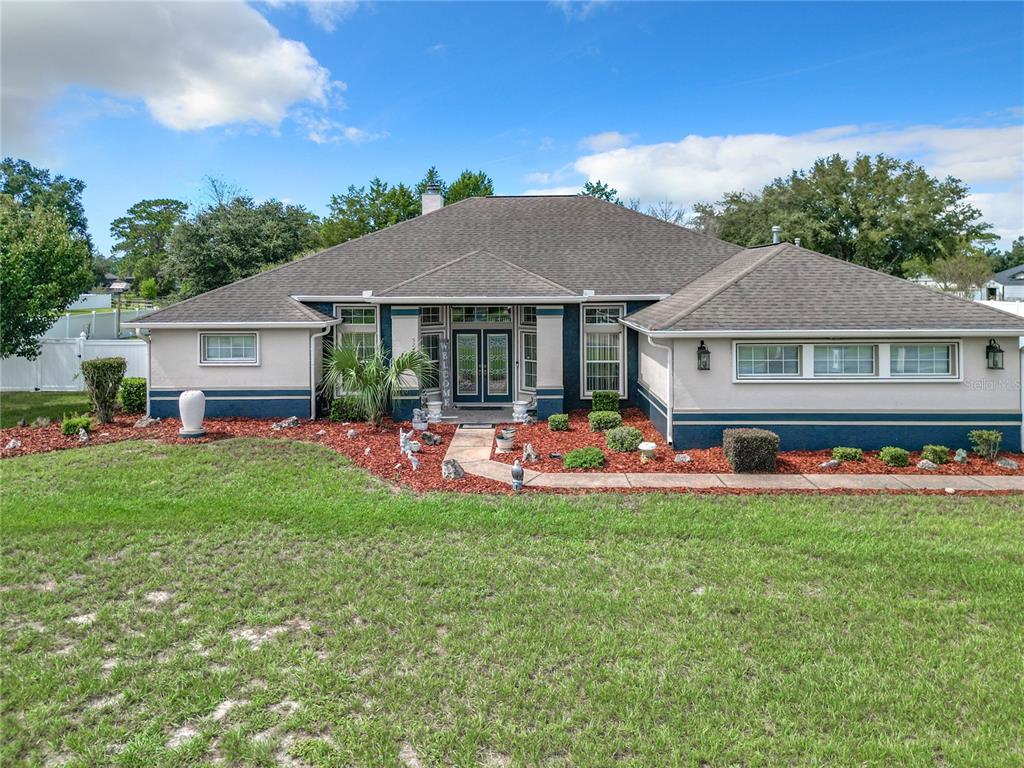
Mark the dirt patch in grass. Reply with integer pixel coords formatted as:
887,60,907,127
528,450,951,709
230,618,311,649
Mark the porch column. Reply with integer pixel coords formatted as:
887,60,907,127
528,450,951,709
390,307,420,420
535,306,564,419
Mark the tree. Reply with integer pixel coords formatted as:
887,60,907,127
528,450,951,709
166,197,322,297
580,180,621,204
692,154,994,276
321,179,419,247
645,199,687,225
987,236,1024,273
687,201,723,238
110,198,187,292
139,277,159,300
446,170,494,204
414,166,447,199
1,157,92,250
0,194,93,358
930,246,994,297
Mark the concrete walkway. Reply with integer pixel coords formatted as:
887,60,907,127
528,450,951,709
444,427,1024,491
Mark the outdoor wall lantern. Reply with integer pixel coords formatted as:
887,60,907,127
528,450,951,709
696,340,711,371
986,339,1004,370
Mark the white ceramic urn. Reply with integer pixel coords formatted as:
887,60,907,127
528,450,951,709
426,400,443,422
178,389,207,437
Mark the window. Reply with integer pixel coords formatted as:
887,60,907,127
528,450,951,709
451,305,511,323
420,306,442,327
334,304,377,363
521,306,537,326
736,344,801,378
200,333,257,365
421,332,440,389
582,304,624,395
522,331,537,390
890,344,955,377
813,344,876,376
584,306,621,325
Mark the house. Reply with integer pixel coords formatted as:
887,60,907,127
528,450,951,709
126,192,1024,451
989,263,1024,301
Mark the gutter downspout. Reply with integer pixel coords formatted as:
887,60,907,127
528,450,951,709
648,336,674,445
310,325,332,420
135,328,152,417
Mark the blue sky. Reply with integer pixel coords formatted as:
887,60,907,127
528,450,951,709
3,1,1022,255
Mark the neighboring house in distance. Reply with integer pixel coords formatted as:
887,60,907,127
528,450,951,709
990,264,1024,301
126,193,1024,451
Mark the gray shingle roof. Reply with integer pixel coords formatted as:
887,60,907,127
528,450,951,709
625,244,1024,333
378,250,575,298
992,263,1024,286
133,196,742,324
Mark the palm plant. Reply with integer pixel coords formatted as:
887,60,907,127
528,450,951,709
321,343,436,428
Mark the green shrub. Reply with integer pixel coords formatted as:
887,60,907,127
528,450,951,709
831,446,863,463
879,446,910,467
547,413,569,431
921,444,949,465
563,446,605,470
968,429,1002,460
80,356,126,423
588,410,622,432
119,377,147,414
591,390,620,413
722,428,779,473
606,426,644,453
328,396,365,422
61,413,92,435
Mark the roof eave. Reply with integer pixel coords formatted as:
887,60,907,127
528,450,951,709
624,324,1024,338
123,320,342,330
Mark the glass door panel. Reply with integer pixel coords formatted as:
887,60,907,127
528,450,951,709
455,332,480,400
486,333,509,396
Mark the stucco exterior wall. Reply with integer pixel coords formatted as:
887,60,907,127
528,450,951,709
148,327,313,418
665,335,1022,450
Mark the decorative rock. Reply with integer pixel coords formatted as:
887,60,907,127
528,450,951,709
524,414,538,426
16,418,27,428
134,416,160,428
523,443,539,463
407,441,421,453
77,428,89,443
916,459,938,470
548,452,562,459
953,448,968,464
674,453,692,463
5,438,22,450
32,417,51,428
364,447,371,456
945,488,956,495
819,459,841,469
271,416,301,430
511,459,524,491
420,431,442,446
316,429,326,436
995,457,1019,469
442,458,465,480
347,429,358,439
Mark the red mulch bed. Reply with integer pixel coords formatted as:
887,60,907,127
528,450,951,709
489,408,1024,476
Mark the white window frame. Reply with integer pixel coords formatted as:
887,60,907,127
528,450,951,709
520,306,537,326
198,331,259,366
889,342,959,379
580,303,626,397
520,329,537,392
735,343,802,379
419,330,442,392
420,306,444,328
812,344,878,378
732,340,962,383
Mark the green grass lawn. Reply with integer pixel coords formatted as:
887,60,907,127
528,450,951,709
0,391,92,428
2,439,1022,767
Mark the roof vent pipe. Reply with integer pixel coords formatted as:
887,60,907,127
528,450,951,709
771,225,781,245
794,237,801,247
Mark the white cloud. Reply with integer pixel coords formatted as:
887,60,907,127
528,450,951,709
528,121,1024,246
296,112,385,144
263,0,361,32
579,131,633,152
1,0,341,153
549,0,609,21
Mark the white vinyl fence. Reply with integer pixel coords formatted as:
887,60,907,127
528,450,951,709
43,309,151,340
1,338,148,392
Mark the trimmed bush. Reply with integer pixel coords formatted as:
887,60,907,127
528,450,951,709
328,396,365,423
921,445,950,465
80,356,126,423
119,377,147,414
547,413,569,431
879,446,910,467
722,428,779,473
61,413,92,436
588,410,622,432
606,426,644,453
563,446,605,470
831,446,863,463
591,390,620,413
968,429,1002,460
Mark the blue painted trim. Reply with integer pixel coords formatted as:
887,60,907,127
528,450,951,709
536,398,564,419
536,307,564,316
672,411,1021,424
391,307,419,316
150,388,310,399
150,398,310,419
536,387,564,396
636,383,668,438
